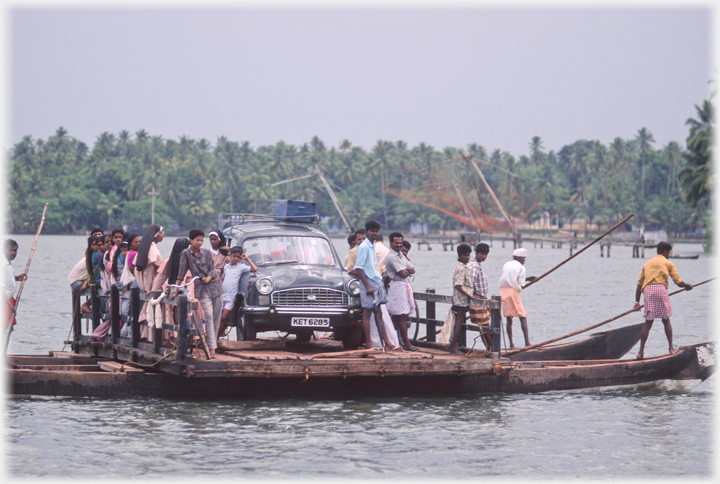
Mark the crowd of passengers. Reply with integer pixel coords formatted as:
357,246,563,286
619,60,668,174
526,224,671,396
67,220,492,358
68,225,256,359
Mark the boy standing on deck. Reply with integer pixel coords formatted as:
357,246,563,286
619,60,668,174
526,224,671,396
633,241,692,360
450,244,474,354
218,246,257,338
467,243,492,351
499,248,536,349
174,228,223,359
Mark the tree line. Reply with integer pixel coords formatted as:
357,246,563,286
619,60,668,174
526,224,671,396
6,98,713,249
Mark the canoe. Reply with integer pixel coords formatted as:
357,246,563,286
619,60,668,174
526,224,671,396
669,255,700,260
414,323,645,361
502,323,645,361
7,341,714,398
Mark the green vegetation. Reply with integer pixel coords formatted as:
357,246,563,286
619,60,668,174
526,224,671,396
6,98,713,248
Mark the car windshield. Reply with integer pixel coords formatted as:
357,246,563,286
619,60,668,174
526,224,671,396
243,236,337,267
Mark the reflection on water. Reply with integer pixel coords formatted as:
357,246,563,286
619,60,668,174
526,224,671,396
4,235,715,478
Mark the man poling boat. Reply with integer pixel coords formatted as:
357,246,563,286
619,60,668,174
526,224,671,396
4,203,48,355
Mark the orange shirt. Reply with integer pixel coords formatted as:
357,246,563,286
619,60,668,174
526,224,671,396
637,254,682,291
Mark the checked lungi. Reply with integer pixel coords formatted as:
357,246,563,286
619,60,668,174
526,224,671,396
386,281,415,316
642,283,673,320
359,279,388,309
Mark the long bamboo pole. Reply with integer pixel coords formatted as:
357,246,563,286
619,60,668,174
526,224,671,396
523,213,634,289
505,277,715,357
462,151,519,238
316,167,355,232
4,203,49,354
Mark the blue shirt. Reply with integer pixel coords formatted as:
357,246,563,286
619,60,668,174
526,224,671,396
354,238,381,283
222,262,251,302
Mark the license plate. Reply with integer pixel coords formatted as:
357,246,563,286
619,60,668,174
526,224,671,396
291,317,330,327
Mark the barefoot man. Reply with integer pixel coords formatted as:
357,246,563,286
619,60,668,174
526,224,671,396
498,248,536,349
634,241,692,360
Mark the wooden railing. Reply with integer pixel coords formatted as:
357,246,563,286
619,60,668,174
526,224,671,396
411,289,502,351
72,285,198,361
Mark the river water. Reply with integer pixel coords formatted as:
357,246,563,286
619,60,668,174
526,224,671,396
3,234,716,479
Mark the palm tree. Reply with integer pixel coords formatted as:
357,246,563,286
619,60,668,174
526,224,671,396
635,127,655,198
528,136,545,164
339,139,352,154
679,98,713,207
663,141,683,196
97,191,123,228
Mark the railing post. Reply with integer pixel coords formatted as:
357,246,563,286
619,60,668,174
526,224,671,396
176,295,189,361
491,294,502,357
111,285,120,345
152,290,163,354
130,286,140,348
90,284,101,331
426,288,436,342
72,290,82,350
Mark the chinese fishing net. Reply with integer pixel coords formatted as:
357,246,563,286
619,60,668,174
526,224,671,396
382,155,546,234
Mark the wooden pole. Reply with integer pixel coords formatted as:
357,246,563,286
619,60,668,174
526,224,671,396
505,277,715,357
4,203,49,355
523,214,633,289
462,151,519,238
316,167,355,232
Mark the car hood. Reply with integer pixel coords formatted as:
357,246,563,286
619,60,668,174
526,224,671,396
257,264,349,291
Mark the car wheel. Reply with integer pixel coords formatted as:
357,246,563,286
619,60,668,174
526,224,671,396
341,326,363,350
295,330,313,343
239,316,257,341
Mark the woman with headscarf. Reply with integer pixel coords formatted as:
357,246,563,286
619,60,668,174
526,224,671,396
119,233,141,339
207,228,230,278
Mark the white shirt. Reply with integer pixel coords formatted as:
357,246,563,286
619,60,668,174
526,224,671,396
5,259,16,300
374,241,390,265
498,260,526,292
67,258,89,285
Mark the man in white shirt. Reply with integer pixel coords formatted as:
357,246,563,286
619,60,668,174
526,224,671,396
374,233,390,273
498,248,536,349
4,239,27,326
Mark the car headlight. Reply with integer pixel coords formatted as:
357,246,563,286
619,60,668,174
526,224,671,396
348,279,361,295
256,277,273,295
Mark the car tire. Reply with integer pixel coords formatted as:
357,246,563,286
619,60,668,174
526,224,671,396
341,326,363,350
295,330,313,343
239,316,257,341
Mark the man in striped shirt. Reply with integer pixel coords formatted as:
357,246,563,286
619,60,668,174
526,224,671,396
634,241,692,360
467,243,491,350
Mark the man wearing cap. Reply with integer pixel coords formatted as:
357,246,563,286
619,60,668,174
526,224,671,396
498,248,536,349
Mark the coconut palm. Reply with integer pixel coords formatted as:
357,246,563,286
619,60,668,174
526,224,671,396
97,191,124,228
679,98,713,207
635,127,655,198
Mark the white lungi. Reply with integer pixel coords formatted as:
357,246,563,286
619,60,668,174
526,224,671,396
369,304,400,349
386,281,416,316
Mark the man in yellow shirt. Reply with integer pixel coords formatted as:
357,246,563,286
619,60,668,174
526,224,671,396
633,241,692,360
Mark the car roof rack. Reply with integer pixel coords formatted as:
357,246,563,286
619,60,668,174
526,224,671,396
218,213,322,232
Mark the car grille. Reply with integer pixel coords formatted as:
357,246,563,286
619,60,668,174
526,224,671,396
272,288,349,307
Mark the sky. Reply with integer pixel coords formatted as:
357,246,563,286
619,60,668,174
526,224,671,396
4,2,716,158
